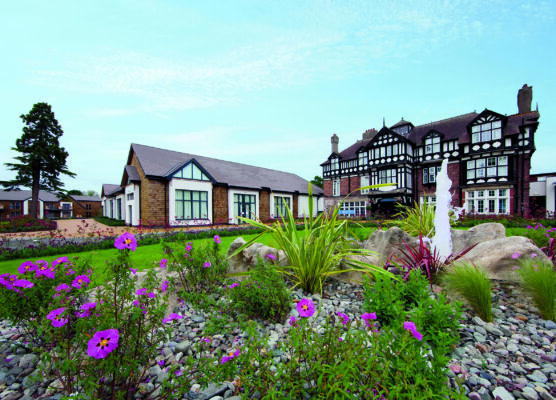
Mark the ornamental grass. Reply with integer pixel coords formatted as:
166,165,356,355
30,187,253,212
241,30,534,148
516,258,556,321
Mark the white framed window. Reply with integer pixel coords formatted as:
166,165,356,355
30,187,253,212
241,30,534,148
465,189,510,215
339,201,367,217
360,176,370,194
471,120,502,143
333,179,340,196
273,196,291,218
358,152,368,166
467,156,508,181
378,169,396,184
174,163,210,181
331,158,339,170
176,190,209,220
425,136,440,154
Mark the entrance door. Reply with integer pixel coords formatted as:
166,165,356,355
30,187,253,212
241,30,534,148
128,205,132,226
233,194,256,224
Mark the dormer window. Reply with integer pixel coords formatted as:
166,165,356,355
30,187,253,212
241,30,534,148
471,120,502,143
331,158,339,170
425,136,440,154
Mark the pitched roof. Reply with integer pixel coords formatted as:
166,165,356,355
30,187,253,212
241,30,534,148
407,112,478,144
130,143,322,195
0,190,62,202
102,184,123,197
320,138,372,165
124,165,141,182
390,118,413,129
70,195,102,202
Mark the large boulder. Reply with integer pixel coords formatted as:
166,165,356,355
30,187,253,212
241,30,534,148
459,236,550,280
226,237,287,280
363,226,422,263
337,253,383,285
451,223,506,254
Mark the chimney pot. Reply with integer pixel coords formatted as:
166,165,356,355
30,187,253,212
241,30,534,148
331,134,339,153
518,84,532,114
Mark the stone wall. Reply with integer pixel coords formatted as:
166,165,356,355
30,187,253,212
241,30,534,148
130,153,168,225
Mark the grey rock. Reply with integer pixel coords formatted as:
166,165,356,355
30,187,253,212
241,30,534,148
492,386,515,400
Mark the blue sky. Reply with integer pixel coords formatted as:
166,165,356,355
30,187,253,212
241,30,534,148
1,0,555,193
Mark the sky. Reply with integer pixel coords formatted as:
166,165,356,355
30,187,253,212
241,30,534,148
1,0,555,194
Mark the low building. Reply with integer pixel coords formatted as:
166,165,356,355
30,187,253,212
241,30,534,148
102,143,324,226
320,85,540,217
529,173,556,217
0,190,102,219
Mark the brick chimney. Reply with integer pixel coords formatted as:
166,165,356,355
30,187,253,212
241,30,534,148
331,134,339,153
363,128,377,140
518,84,532,114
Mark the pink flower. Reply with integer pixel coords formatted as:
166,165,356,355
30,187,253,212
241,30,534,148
78,302,98,318
337,311,349,325
213,235,221,244
52,256,69,268
114,232,137,251
136,288,147,296
512,265,521,270
162,313,184,324
130,267,138,274
361,312,377,328
511,252,520,259
266,254,276,261
403,321,423,341
13,279,34,289
55,283,71,293
530,253,538,258
297,298,315,318
72,275,90,289
203,262,211,269
147,292,156,298
87,329,119,359
160,280,168,293
228,282,239,289
185,244,192,253
221,349,240,364
159,259,167,269
289,315,298,327
47,307,68,327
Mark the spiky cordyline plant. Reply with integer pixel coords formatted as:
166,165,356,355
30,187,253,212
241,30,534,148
394,202,437,237
441,262,493,322
230,184,395,295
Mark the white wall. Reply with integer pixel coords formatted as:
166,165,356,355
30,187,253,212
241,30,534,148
297,195,321,218
115,194,126,221
547,177,556,216
530,181,546,196
168,179,213,226
24,200,44,218
228,189,259,224
271,192,293,219
125,184,140,226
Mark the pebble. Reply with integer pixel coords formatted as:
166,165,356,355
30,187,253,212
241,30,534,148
0,280,555,399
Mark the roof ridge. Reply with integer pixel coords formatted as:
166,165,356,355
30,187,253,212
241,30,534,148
132,143,306,179
413,111,477,128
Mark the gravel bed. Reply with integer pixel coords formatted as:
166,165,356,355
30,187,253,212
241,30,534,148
1,280,555,400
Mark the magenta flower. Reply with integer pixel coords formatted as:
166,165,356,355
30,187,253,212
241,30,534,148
512,265,521,270
158,360,164,367
297,298,315,318
213,235,221,244
228,282,239,289
160,259,167,269
78,302,98,318
52,256,69,268
147,292,156,298
13,279,34,289
530,253,538,258
18,261,36,274
403,321,423,341
130,267,138,274
289,315,298,327
72,275,90,289
66,269,76,275
337,311,349,325
87,329,119,359
136,288,147,296
162,313,184,324
160,280,168,293
175,369,183,377
185,244,192,253
132,299,147,314
203,262,211,268
361,312,377,328
511,252,520,259
203,337,210,344
114,232,137,251
37,268,56,279
221,349,240,364
266,254,276,261
527,225,533,230
47,307,68,327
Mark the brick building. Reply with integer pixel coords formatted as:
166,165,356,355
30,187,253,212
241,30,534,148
102,143,324,227
0,190,102,219
321,85,540,217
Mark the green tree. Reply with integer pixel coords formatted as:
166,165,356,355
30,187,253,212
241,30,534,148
2,102,75,219
67,189,84,196
310,175,324,188
84,190,99,197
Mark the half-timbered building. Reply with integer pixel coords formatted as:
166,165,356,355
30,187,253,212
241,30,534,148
321,85,540,217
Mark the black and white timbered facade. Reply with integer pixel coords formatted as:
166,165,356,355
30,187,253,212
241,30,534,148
321,85,540,217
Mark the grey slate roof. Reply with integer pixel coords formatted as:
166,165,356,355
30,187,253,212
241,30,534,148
70,195,102,202
124,165,141,182
0,190,62,202
131,143,322,195
102,184,123,197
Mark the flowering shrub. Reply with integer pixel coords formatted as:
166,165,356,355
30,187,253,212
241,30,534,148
205,297,465,399
161,235,228,308
0,214,57,233
28,232,201,398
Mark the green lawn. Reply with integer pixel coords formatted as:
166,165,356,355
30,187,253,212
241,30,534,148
0,226,376,278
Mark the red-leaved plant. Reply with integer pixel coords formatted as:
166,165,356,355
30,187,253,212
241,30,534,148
391,235,477,287
541,237,556,265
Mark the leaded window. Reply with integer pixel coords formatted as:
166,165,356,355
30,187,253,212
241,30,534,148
358,152,368,166
465,189,509,215
360,176,370,194
378,169,396,184
471,120,502,143
425,136,440,154
333,179,340,196
176,190,209,220
331,158,339,170
467,156,508,180
423,166,441,184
